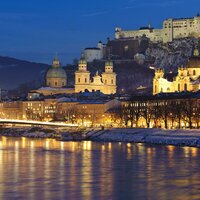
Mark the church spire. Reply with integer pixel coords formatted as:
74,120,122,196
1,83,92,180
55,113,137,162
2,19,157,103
52,53,60,67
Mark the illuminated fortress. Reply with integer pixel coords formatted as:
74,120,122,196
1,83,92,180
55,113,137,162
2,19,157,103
115,15,200,43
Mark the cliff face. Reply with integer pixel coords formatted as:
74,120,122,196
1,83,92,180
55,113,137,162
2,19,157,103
104,38,200,94
145,38,199,72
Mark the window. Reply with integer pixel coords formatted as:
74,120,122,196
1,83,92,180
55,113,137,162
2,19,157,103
105,80,107,84
85,78,87,83
78,78,80,83
124,45,129,52
55,82,57,86
111,80,114,84
184,83,187,91
178,84,180,91
193,70,196,75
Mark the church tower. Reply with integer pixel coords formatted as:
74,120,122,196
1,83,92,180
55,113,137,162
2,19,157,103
75,57,91,93
102,60,117,94
153,68,164,95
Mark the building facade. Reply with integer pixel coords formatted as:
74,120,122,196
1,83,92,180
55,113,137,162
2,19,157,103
153,49,200,95
115,15,200,43
83,41,105,62
75,58,117,94
121,93,200,129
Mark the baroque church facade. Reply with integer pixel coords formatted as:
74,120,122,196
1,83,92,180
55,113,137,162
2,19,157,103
153,49,200,95
75,58,117,94
30,56,117,98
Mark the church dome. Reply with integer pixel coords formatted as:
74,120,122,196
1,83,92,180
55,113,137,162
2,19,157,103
46,57,67,79
105,60,113,67
46,67,67,79
79,57,87,65
186,48,200,68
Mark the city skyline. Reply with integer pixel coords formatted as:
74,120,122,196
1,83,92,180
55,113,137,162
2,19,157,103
0,0,199,64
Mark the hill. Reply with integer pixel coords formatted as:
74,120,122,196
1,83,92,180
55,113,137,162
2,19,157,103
0,56,49,90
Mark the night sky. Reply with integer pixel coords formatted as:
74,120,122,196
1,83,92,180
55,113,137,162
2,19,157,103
0,0,199,64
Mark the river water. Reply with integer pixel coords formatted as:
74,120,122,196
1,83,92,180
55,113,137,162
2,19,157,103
0,137,200,200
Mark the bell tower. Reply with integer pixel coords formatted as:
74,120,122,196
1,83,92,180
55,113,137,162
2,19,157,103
154,68,164,79
75,57,90,93
153,68,164,95
78,57,87,71
102,60,117,94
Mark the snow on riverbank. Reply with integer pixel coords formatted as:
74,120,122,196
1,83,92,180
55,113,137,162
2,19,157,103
90,128,200,147
0,127,59,138
1,127,200,147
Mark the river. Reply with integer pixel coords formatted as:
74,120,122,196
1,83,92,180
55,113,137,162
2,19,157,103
0,136,200,200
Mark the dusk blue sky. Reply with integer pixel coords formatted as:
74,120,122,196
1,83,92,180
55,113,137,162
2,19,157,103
0,0,199,64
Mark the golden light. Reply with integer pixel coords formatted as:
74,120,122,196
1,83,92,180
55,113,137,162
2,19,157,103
30,141,34,149
127,143,131,148
60,142,64,151
108,142,112,150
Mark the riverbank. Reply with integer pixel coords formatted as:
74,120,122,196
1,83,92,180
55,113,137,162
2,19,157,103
0,127,200,147
88,128,200,147
0,127,60,138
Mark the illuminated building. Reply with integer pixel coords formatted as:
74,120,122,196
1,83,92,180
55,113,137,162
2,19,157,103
75,58,117,94
0,101,23,120
115,14,200,43
46,55,67,88
22,99,57,121
121,92,200,129
32,56,74,97
83,41,105,62
153,48,200,95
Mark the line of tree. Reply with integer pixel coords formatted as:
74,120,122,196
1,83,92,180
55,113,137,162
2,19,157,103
120,97,200,129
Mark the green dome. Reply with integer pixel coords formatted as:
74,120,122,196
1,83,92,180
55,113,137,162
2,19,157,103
105,60,113,67
79,58,87,65
46,66,67,79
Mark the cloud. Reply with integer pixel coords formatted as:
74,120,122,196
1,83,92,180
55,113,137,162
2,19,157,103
81,11,109,17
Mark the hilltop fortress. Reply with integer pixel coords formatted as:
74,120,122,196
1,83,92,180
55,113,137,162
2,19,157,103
115,15,200,43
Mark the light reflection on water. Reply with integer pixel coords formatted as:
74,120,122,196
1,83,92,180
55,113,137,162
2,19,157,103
0,137,200,200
